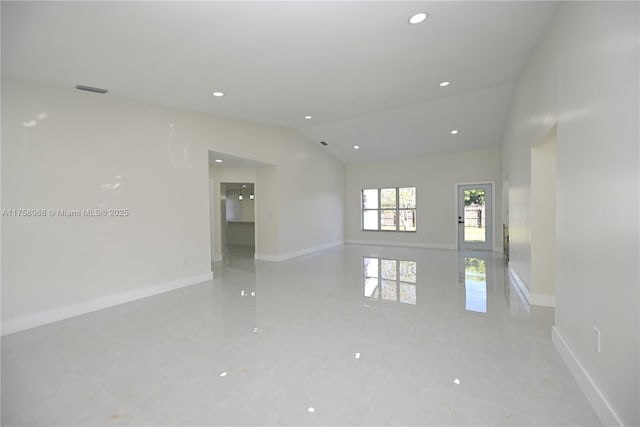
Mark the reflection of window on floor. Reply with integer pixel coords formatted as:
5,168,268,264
363,257,417,305
465,257,487,313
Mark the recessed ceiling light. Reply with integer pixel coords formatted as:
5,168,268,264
354,145,360,150
450,130,459,135
212,91,224,97
215,159,223,163
304,115,312,120
439,81,450,87
409,12,428,24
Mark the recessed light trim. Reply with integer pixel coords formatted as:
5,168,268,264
409,12,428,24
304,115,312,120
212,91,225,97
215,159,223,163
439,81,450,87
450,130,459,135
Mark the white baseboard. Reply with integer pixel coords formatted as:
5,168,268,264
253,253,280,262
552,326,622,426
507,265,555,308
508,265,531,300
1,272,213,336
346,240,457,250
506,270,530,314
255,240,344,262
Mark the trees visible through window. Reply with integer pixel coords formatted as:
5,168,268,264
362,187,416,232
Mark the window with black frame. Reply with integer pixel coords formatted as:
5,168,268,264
362,187,416,232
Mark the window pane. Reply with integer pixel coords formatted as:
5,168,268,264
399,187,416,208
399,209,416,231
364,257,379,278
399,261,416,283
380,188,396,209
399,283,416,305
381,280,397,301
362,189,379,209
463,188,486,243
364,278,379,298
381,260,397,280
380,210,396,230
363,210,379,230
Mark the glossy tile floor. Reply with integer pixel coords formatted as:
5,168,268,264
2,245,600,426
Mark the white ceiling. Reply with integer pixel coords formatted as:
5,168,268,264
2,1,557,163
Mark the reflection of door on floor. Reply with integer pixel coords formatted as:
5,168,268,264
457,183,493,251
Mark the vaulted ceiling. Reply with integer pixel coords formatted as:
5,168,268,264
2,1,557,163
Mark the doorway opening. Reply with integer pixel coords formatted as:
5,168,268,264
221,182,256,270
457,183,494,251
208,150,271,273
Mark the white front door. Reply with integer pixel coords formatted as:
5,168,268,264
457,183,493,251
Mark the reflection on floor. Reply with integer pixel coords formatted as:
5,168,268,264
464,257,488,313
220,244,256,273
1,245,600,426
363,257,417,305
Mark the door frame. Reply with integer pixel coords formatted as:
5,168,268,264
455,182,495,251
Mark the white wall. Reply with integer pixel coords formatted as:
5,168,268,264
502,2,639,425
530,128,557,303
1,79,345,331
346,147,502,250
272,148,345,260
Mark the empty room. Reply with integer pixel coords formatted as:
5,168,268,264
1,1,638,426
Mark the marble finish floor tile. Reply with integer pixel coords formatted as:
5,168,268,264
2,245,600,426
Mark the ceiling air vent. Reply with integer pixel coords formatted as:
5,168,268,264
75,85,108,94
320,141,328,146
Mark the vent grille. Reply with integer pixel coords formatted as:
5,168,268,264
75,85,108,94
